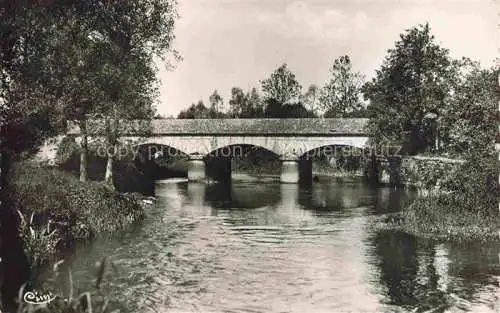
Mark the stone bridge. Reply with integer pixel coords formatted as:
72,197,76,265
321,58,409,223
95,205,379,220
69,118,369,183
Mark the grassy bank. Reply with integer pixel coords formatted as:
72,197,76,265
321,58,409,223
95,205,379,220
5,162,145,271
383,154,499,241
384,194,500,241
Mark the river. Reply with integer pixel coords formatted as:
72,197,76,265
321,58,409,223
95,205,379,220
43,178,499,313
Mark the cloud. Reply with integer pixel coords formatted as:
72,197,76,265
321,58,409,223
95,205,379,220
385,4,497,65
256,2,372,41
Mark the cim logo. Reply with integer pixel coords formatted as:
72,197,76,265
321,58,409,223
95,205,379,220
23,291,57,305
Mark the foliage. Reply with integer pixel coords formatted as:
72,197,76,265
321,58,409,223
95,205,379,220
208,89,224,117
300,84,321,116
179,87,266,119
177,100,212,119
391,152,500,240
17,258,116,313
228,87,265,118
394,194,500,240
260,63,302,105
319,55,365,117
55,136,82,166
400,156,463,191
0,0,178,183
17,211,60,271
441,152,500,215
364,24,455,155
263,99,315,118
439,62,499,156
228,87,248,117
245,88,265,118
5,162,145,268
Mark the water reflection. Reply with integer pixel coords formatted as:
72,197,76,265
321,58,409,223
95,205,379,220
371,231,500,312
371,187,414,214
41,179,499,313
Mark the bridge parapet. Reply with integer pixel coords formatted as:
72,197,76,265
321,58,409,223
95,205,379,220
68,118,369,136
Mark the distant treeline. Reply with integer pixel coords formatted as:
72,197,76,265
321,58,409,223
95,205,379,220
176,58,369,119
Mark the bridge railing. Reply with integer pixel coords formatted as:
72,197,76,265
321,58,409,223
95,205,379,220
67,118,369,136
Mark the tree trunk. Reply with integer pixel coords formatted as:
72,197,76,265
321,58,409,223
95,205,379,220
0,145,30,310
79,120,88,182
104,147,114,188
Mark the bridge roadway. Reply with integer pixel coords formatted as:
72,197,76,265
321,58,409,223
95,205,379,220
69,118,370,183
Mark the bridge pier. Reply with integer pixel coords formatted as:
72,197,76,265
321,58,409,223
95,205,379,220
187,154,206,182
280,157,300,183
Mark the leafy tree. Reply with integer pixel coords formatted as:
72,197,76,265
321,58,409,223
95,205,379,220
208,89,224,118
300,84,321,116
263,99,315,118
363,24,455,155
261,63,302,105
177,100,211,119
86,0,177,185
440,62,498,156
228,87,247,117
1,0,178,182
319,55,364,118
243,88,264,118
228,87,265,118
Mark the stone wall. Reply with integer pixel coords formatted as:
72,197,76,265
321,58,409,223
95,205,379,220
378,156,465,192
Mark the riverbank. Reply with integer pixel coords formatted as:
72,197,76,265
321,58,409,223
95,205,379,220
5,162,146,275
377,153,500,241
382,195,499,241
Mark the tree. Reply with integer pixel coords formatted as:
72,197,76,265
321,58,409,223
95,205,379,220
208,89,224,118
225,87,264,118
177,100,210,119
261,63,302,105
319,56,364,118
0,0,178,182
300,84,321,116
76,0,176,184
363,24,455,155
263,99,315,118
228,87,247,117
243,88,264,118
440,61,498,156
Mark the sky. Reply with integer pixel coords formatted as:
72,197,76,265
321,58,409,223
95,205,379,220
156,0,498,117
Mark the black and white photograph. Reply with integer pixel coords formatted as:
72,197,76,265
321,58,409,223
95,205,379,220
0,0,498,312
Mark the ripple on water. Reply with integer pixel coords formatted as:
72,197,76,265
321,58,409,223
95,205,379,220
41,181,500,313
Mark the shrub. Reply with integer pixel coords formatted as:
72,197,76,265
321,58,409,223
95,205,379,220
400,156,464,190
395,151,500,239
17,211,61,270
5,162,145,268
17,258,115,313
441,151,499,215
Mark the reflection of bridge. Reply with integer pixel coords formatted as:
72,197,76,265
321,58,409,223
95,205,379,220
69,118,369,183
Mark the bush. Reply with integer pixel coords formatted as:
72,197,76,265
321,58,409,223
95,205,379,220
400,156,464,190
394,152,500,240
5,162,145,268
17,258,114,313
397,194,499,240
441,152,499,215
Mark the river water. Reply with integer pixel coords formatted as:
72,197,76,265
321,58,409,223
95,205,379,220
44,179,499,313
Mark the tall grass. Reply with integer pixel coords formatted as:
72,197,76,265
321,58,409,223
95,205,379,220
6,162,145,270
389,153,500,240
16,258,119,313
